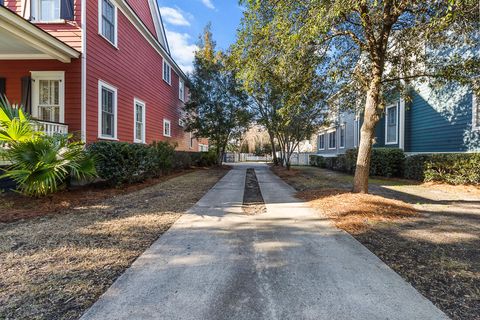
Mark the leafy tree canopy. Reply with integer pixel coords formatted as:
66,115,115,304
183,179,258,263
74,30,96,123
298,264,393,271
184,24,252,164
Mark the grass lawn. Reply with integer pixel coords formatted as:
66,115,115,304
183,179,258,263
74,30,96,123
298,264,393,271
273,165,480,320
0,167,229,320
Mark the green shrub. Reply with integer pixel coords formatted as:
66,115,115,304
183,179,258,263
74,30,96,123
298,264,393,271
88,141,175,186
174,152,193,169
344,148,405,177
174,151,217,169
310,148,404,178
148,141,175,175
370,148,405,177
309,155,326,167
198,151,218,166
404,153,480,185
403,154,431,181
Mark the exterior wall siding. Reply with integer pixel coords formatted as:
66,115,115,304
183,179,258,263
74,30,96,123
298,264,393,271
5,0,83,51
316,112,356,156
125,0,157,38
373,112,399,148
405,83,476,152
0,59,82,134
85,0,197,150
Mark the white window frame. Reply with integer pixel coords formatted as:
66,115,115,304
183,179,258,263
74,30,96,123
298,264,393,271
328,129,337,150
318,133,325,150
354,116,360,148
163,118,171,137
189,132,194,149
179,78,185,101
31,0,63,23
339,123,346,149
385,104,398,145
31,71,65,123
98,80,118,140
133,98,146,143
473,94,479,130
98,0,118,47
163,60,172,85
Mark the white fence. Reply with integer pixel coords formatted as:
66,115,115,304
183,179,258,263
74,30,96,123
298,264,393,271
224,152,313,165
289,152,315,166
224,153,273,163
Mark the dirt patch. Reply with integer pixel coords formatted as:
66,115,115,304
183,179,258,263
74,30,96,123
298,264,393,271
0,167,229,320
273,165,480,320
243,168,266,215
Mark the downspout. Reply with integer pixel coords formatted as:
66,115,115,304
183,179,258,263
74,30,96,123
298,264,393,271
399,98,405,150
80,0,87,142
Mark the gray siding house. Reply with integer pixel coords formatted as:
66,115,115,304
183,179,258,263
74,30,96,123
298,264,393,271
316,82,480,156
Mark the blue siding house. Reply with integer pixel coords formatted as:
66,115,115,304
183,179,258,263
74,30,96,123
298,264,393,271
316,82,480,155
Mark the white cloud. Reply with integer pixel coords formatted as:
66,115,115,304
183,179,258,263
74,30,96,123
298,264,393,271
200,0,215,9
166,29,198,74
160,7,190,26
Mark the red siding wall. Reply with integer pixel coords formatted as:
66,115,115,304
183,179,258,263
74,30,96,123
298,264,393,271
125,0,157,39
0,59,82,134
85,0,199,150
4,0,21,14
5,0,83,51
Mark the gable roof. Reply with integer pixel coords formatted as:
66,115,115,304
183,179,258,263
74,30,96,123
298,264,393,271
147,0,170,54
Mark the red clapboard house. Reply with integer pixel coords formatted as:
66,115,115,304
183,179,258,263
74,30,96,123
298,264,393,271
0,0,208,151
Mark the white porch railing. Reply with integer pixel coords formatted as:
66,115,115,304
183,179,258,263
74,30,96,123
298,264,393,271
33,121,69,136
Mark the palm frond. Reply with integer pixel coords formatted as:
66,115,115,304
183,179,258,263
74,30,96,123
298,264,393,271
1,134,98,197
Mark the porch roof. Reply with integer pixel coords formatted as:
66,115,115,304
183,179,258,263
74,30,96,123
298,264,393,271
0,6,80,63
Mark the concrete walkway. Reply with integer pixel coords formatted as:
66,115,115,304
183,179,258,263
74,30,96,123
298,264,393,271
81,163,448,320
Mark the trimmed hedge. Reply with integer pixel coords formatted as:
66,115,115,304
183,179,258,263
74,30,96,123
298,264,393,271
89,142,217,186
88,141,175,186
310,148,404,178
405,153,480,185
311,149,480,185
174,151,217,169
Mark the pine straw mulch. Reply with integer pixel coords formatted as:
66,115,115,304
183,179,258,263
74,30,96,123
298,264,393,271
297,189,417,233
273,165,480,320
0,167,229,320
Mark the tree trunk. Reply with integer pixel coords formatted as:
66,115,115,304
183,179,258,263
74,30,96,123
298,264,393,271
268,130,278,165
353,76,382,193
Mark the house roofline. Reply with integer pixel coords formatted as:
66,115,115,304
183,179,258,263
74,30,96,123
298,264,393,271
0,6,80,63
116,0,187,81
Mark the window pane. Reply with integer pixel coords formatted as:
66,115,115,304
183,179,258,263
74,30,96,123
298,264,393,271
102,0,115,43
39,80,50,105
101,87,114,137
40,0,60,21
388,107,397,125
37,80,61,122
136,123,142,140
387,106,397,143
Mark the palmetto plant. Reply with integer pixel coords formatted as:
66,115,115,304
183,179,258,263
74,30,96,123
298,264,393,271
0,95,37,143
2,135,97,197
0,95,97,197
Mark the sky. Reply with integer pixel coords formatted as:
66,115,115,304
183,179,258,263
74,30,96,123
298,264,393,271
157,0,244,73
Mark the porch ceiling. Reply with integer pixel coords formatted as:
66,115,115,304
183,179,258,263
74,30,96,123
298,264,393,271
0,6,80,63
